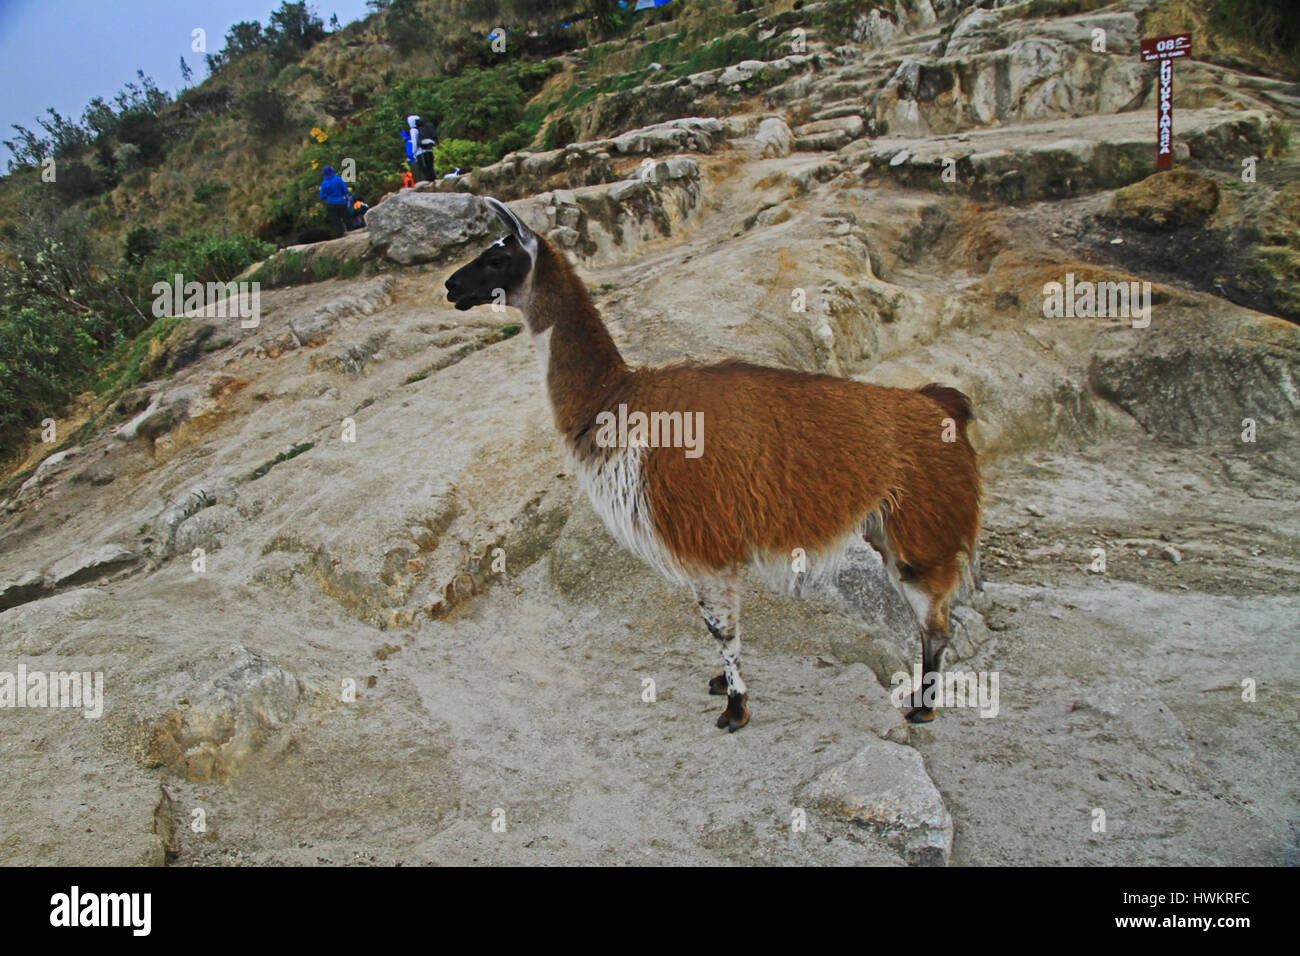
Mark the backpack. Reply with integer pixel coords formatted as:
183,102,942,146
417,120,438,149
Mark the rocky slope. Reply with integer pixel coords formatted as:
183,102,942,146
2,0,1297,866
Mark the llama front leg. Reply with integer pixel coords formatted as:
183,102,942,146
869,526,960,724
908,613,950,724
899,573,957,724
695,577,749,732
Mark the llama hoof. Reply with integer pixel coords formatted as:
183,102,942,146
715,694,750,732
708,674,728,696
906,706,936,724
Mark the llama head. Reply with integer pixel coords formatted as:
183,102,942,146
445,197,538,315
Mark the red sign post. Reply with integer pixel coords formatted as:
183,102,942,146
1139,33,1192,172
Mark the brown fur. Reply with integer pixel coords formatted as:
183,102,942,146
638,362,980,575
528,236,981,599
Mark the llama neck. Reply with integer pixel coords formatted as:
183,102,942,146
525,238,629,446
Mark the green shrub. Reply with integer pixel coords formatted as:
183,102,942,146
0,210,265,460
88,314,184,398
669,32,765,77
434,138,495,174
144,231,272,288
239,88,293,137
52,162,112,204
0,304,98,455
123,226,161,264
312,254,339,281
276,63,307,87
192,183,230,204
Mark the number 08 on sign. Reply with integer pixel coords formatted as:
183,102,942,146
1139,33,1192,171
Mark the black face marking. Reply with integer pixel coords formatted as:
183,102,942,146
444,233,533,311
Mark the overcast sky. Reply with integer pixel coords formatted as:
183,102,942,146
0,0,376,165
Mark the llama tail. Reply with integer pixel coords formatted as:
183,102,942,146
917,383,974,431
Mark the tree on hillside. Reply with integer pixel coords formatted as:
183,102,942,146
2,125,48,168
82,72,171,170
3,71,169,173
81,72,168,141
114,111,165,166
226,20,267,58
36,109,92,157
240,89,294,136
386,0,429,55
206,20,265,73
112,72,169,116
266,2,328,61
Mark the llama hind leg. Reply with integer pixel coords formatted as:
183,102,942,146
695,577,749,732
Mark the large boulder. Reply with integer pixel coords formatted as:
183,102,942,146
366,192,495,265
795,114,865,151
14,448,79,501
854,8,902,49
137,647,303,784
756,116,794,158
1113,167,1221,230
800,739,954,866
944,8,1004,57
1089,320,1300,444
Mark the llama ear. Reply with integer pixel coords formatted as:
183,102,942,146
483,197,537,257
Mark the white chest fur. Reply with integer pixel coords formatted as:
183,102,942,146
574,445,688,586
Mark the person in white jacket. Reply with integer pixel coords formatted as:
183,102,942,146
408,114,437,182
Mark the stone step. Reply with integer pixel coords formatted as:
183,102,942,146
813,101,868,122
854,108,1275,202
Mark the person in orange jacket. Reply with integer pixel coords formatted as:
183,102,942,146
400,167,415,189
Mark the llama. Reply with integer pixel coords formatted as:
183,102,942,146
445,198,982,731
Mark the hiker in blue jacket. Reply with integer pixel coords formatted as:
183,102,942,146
397,122,413,176
400,119,415,176
319,165,352,238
